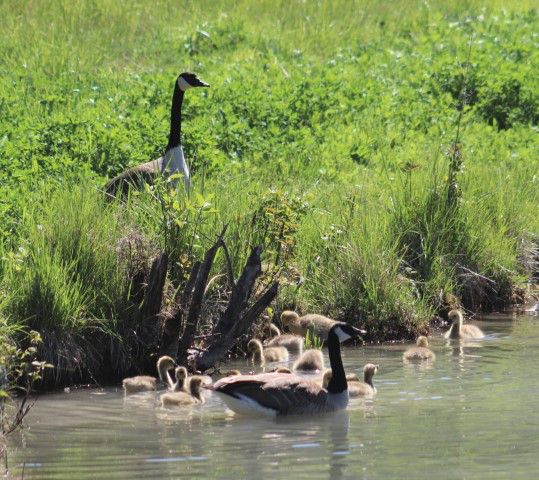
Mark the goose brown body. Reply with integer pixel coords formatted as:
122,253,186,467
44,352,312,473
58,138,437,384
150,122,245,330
208,323,366,416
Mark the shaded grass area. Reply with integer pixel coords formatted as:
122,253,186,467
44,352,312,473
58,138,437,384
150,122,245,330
0,1,537,387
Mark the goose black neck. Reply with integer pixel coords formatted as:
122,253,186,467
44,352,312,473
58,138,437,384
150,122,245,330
166,81,184,151
327,331,347,394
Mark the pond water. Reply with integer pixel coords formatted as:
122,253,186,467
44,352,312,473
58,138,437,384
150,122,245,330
6,312,539,479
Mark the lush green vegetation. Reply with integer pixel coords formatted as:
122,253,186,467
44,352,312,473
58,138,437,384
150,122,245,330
0,0,537,387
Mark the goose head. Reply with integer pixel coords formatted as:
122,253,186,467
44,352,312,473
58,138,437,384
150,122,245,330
189,377,204,400
174,366,188,389
177,72,210,92
330,322,366,343
416,336,429,347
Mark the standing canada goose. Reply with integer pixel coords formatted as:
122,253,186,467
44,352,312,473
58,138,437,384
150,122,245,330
264,324,304,354
280,310,336,338
403,336,436,361
122,356,175,394
160,377,205,407
444,310,484,339
293,349,325,372
105,72,209,198
322,363,378,398
247,339,289,366
207,322,366,416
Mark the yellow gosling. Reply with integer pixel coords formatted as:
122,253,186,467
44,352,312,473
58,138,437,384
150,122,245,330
444,310,484,339
293,349,325,372
403,336,436,361
160,377,205,407
122,356,175,394
248,339,289,366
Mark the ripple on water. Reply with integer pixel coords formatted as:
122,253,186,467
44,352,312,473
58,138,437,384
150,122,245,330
7,314,539,479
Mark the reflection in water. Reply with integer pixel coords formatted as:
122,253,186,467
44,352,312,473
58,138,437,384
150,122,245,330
6,314,539,479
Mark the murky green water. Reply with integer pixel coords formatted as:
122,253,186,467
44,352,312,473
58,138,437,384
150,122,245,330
6,313,539,479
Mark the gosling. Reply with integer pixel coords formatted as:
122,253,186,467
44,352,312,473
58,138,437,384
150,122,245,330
403,336,436,361
160,377,205,407
444,310,484,339
122,355,175,394
264,324,304,354
323,363,378,397
280,310,336,338
247,339,289,366
293,349,325,372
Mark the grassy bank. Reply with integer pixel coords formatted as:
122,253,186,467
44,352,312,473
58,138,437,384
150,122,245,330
0,1,537,387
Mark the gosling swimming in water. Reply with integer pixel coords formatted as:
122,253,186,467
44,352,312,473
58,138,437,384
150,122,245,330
248,339,289,366
160,377,205,407
444,310,484,339
293,349,325,372
323,363,378,397
122,356,175,394
403,336,436,361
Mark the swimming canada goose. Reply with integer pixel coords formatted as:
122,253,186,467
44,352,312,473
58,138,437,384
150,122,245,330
444,310,484,339
264,324,304,354
293,349,325,372
122,355,175,394
105,72,209,198
403,336,436,361
160,377,205,407
323,363,378,397
247,339,289,366
280,310,336,339
207,322,366,416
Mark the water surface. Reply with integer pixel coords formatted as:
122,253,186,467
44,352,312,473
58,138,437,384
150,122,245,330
7,313,539,479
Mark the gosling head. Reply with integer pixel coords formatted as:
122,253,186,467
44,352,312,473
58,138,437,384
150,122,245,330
448,309,463,325
416,336,429,348
363,363,379,376
331,322,367,344
177,72,210,92
280,310,300,327
175,366,188,381
157,355,176,372
189,377,204,398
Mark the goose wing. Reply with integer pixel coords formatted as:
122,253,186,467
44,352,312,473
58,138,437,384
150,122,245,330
210,373,328,415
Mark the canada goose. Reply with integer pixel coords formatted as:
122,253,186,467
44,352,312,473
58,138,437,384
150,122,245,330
105,72,209,198
264,324,304,354
444,310,484,339
403,336,436,361
122,355,175,394
293,349,325,372
160,377,205,407
207,322,366,416
280,310,336,338
247,339,289,366
323,363,378,397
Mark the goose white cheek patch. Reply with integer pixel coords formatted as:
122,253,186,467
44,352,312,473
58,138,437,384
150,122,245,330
177,77,192,91
335,327,351,343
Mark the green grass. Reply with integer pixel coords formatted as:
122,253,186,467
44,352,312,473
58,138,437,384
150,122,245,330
0,0,537,386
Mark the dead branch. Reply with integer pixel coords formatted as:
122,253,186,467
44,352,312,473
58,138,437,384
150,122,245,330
176,225,228,363
195,247,278,372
